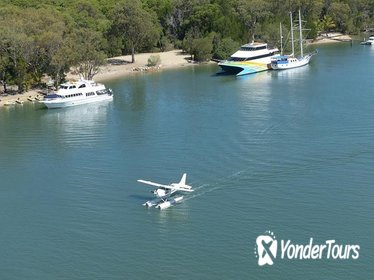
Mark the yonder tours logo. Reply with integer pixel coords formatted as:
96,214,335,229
254,231,360,266
255,231,278,266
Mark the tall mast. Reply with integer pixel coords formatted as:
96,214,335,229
280,22,283,55
290,12,295,56
299,9,303,57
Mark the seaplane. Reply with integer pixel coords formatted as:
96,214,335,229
137,173,194,210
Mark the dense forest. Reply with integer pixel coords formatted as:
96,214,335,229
0,0,373,91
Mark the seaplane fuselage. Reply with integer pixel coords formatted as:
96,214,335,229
153,188,177,198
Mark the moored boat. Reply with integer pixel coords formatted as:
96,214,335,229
360,35,374,45
218,42,278,76
271,10,317,70
39,79,113,109
16,98,24,104
271,53,314,70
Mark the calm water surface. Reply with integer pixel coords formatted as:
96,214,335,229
1,43,374,279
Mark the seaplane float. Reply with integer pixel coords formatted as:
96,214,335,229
137,173,194,210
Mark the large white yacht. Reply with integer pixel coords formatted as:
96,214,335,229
218,42,278,76
40,79,113,109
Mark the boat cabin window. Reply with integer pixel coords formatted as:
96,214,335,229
228,57,247,62
78,84,86,88
65,93,83,98
240,45,267,51
69,86,76,89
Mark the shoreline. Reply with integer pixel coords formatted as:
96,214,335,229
0,50,195,107
0,38,353,107
0,90,44,108
307,33,353,45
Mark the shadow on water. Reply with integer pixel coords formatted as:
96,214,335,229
213,70,234,77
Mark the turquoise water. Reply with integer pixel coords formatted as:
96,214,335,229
1,43,374,279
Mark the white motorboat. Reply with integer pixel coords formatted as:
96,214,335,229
360,35,374,45
39,79,113,109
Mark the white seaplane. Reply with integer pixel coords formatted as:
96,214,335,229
137,173,193,210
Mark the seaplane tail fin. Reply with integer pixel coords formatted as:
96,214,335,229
176,173,193,191
179,173,187,186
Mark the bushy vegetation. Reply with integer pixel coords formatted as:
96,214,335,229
147,54,161,66
0,0,373,91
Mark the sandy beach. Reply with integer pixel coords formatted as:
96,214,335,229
307,33,352,45
94,49,195,82
0,50,194,107
0,89,44,108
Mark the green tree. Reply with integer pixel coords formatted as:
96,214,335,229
191,35,214,62
143,0,173,32
0,54,10,92
320,15,336,33
0,15,33,92
169,0,196,40
69,29,107,80
328,2,352,33
182,3,223,36
182,28,200,59
212,36,240,60
49,44,72,87
65,0,110,32
235,0,272,42
110,0,161,63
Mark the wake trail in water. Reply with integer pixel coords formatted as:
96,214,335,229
185,148,374,202
184,186,221,201
185,168,250,202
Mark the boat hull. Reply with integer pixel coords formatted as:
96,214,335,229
40,94,113,109
218,60,271,76
360,42,373,45
271,54,313,70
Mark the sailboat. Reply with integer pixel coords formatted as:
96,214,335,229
271,10,316,70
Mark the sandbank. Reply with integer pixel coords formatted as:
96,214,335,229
307,33,352,45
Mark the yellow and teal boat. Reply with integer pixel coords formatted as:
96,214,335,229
218,42,278,76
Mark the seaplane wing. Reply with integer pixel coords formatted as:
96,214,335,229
137,180,169,188
137,174,194,192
